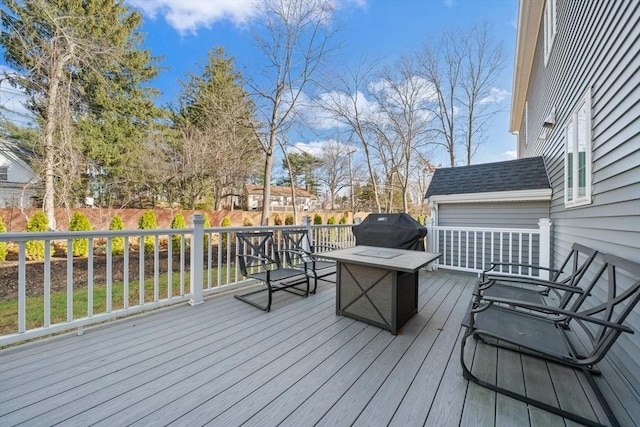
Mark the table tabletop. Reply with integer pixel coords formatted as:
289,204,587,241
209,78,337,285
320,245,441,273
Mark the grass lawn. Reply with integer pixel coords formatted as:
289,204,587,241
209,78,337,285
0,266,240,336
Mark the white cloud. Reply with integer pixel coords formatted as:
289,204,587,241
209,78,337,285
480,87,509,104
292,139,356,157
127,0,260,35
307,90,381,130
129,0,367,35
502,150,517,160
444,0,456,9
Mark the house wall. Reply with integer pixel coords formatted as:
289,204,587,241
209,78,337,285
437,201,549,228
0,150,39,208
516,0,640,407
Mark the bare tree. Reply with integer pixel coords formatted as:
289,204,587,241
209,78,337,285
419,24,504,166
317,139,350,209
315,60,383,212
368,55,435,212
459,24,505,165
247,0,337,225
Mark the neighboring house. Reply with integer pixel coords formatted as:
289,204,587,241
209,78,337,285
427,0,639,417
0,138,39,208
244,185,318,212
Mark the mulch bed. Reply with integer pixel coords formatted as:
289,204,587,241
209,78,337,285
0,253,194,300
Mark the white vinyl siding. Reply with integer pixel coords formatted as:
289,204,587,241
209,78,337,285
564,89,592,207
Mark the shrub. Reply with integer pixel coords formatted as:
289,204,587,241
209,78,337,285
327,216,336,225
0,216,6,261
313,213,322,225
69,211,92,257
109,215,125,255
284,214,294,225
242,217,253,227
202,212,211,246
221,216,232,248
170,213,186,251
138,210,157,253
273,213,283,225
25,211,54,260
338,215,347,224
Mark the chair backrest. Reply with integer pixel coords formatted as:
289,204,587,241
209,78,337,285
553,243,598,307
236,231,282,276
281,229,312,266
565,253,640,365
552,243,598,284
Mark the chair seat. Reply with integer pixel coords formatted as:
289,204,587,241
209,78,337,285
249,267,307,283
478,282,547,306
309,260,335,271
472,304,569,360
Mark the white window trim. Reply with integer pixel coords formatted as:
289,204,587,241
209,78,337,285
524,101,529,146
544,0,557,66
564,89,592,208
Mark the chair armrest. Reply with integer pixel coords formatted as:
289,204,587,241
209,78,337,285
478,276,585,294
241,253,270,263
482,263,560,280
479,296,634,333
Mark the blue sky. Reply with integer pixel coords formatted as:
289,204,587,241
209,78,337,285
1,0,520,166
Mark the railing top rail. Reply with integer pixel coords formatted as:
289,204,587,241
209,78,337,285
432,226,540,234
0,223,354,242
0,228,196,241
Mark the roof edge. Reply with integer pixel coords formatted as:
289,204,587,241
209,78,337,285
427,188,552,204
509,0,545,133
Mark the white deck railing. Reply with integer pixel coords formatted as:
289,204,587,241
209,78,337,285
427,219,552,278
0,215,552,346
0,216,354,346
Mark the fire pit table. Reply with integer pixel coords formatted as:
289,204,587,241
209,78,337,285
320,246,441,335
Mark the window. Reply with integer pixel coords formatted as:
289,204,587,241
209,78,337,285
564,90,592,207
544,0,556,65
0,167,7,182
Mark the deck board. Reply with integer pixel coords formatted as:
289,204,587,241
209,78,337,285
0,269,635,427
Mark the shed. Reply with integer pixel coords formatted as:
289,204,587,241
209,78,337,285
425,157,552,229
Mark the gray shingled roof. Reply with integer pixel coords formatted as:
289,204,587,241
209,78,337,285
425,157,550,198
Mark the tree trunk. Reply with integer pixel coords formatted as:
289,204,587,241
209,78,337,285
261,138,274,226
42,55,67,230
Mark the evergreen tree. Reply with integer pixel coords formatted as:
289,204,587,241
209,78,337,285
69,211,92,257
25,211,54,260
1,0,161,222
0,217,7,262
138,210,157,254
174,47,260,209
170,213,186,251
109,214,125,255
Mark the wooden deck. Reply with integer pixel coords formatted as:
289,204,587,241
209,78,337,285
0,270,633,426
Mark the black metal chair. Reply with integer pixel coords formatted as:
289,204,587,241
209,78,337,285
461,253,640,427
478,243,598,309
281,228,336,294
235,231,310,312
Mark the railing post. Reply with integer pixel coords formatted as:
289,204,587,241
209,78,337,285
303,215,312,252
190,214,204,306
538,218,552,280
426,217,437,271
